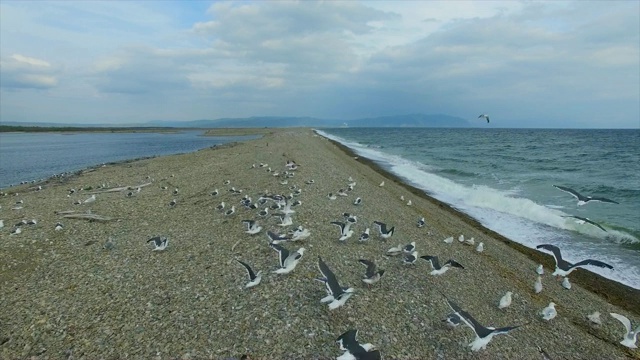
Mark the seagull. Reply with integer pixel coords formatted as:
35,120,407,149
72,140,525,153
562,215,607,232
359,228,370,242
225,206,236,216
373,221,394,239
169,199,177,207
443,236,454,244
216,202,225,211
379,181,384,187
403,242,416,253
403,251,419,265
420,256,464,275
270,243,305,274
327,193,337,200
258,208,269,217
536,244,614,277
335,329,380,360
541,302,557,321
147,236,168,251
0,220,3,229
536,264,544,275
337,189,348,197
444,295,523,351
478,114,490,123
290,226,311,241
359,259,385,288
278,213,293,226
587,311,602,325
610,313,639,348
173,188,179,195
211,189,219,196
353,197,362,206
317,256,354,310
266,230,291,245
406,200,412,206
464,237,475,246
83,194,96,204
331,221,354,242
476,242,484,252
385,244,403,256
561,277,572,290
242,220,262,235
458,234,465,243
10,227,22,235
534,276,543,294
498,292,512,309
223,180,231,184
553,185,619,206
417,217,425,228
236,260,262,288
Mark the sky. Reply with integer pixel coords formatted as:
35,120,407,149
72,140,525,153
0,1,638,128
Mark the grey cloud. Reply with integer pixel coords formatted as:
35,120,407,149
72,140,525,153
0,54,59,90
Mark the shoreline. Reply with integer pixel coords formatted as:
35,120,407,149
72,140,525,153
322,132,640,316
1,128,637,359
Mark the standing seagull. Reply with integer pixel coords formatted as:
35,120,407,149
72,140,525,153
536,244,614,277
541,302,557,321
358,259,385,288
444,295,523,351
317,256,354,310
270,243,305,274
417,217,425,228
553,185,619,206
236,260,262,288
478,114,490,123
147,236,168,251
373,221,395,239
562,215,607,232
498,292,512,309
609,313,639,349
420,256,465,275
359,228,370,242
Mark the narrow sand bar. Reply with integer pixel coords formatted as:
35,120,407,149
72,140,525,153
1,128,638,359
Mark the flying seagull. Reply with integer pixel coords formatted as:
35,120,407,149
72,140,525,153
420,255,464,275
610,313,639,349
358,259,385,288
536,244,614,278
336,329,380,360
444,295,523,351
478,114,490,123
317,256,354,310
242,220,262,235
373,221,395,239
331,221,354,242
553,185,619,206
236,260,262,288
270,243,305,274
562,215,607,232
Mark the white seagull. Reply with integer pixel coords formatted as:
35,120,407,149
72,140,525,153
541,302,557,321
498,292,512,309
536,244,614,278
83,194,96,204
358,228,370,242
534,276,543,294
610,313,639,349
236,260,262,288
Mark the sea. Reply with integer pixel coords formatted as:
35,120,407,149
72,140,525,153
317,128,640,290
0,131,260,189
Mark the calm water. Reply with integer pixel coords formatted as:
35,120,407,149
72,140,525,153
0,131,260,188
318,128,640,289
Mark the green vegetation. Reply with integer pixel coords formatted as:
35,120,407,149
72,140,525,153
0,125,178,133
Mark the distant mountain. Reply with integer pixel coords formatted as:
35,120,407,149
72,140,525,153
1,114,471,129
146,114,470,128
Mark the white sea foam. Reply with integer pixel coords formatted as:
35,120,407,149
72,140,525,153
317,129,640,289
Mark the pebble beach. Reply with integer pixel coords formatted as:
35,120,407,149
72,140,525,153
1,128,638,359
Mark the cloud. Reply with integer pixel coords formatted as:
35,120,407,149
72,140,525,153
0,54,59,89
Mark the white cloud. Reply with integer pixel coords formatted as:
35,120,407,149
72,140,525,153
0,53,59,89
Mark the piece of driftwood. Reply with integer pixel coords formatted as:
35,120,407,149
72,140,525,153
88,182,153,194
63,213,114,222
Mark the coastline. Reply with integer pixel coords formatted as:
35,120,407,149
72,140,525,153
1,128,637,359
323,133,640,316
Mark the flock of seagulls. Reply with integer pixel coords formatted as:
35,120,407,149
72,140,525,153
1,136,636,359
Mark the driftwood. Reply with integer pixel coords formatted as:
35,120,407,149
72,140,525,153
88,182,153,194
62,213,114,222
